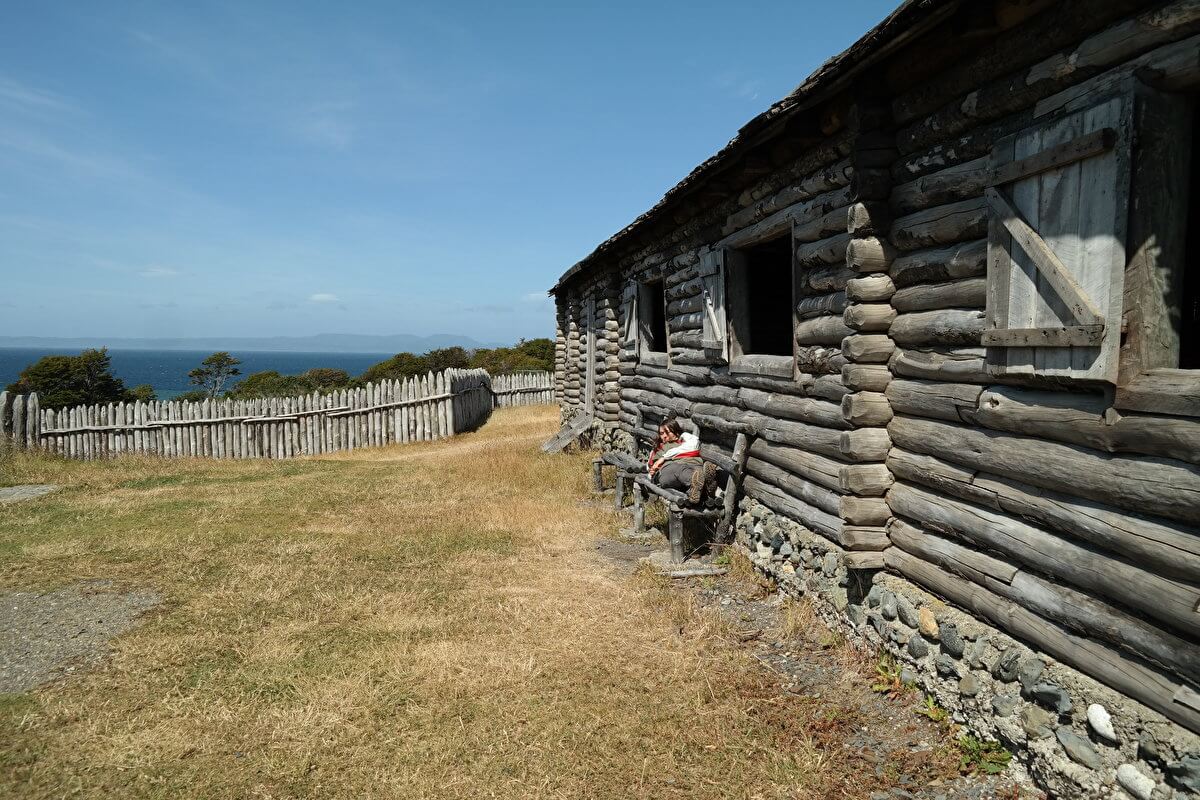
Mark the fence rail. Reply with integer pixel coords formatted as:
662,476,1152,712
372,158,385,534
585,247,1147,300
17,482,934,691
0,369,553,461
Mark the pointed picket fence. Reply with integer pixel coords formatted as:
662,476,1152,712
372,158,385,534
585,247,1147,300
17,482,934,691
0,369,552,461
490,371,554,407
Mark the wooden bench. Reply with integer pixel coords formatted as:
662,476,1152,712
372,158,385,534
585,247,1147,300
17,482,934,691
594,429,750,563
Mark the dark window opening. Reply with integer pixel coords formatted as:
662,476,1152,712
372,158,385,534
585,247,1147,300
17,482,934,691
640,280,668,353
736,235,793,357
1180,101,1200,369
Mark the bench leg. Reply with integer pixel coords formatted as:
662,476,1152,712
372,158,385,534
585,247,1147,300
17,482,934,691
592,458,604,492
668,506,685,563
631,482,645,534
614,474,626,510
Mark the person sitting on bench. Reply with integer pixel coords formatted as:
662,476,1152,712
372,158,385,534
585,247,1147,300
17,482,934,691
647,419,719,505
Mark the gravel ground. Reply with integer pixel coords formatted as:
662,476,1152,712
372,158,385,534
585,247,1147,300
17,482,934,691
593,535,1042,800
0,580,161,693
0,485,59,504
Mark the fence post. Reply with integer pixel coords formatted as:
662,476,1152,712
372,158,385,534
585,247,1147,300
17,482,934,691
11,394,25,450
26,393,39,451
0,391,9,448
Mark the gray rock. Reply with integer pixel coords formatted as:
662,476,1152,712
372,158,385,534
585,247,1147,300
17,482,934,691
958,673,981,697
1020,705,1055,740
993,649,1021,682
908,634,929,659
1167,754,1200,793
991,693,1018,718
935,654,959,677
888,627,905,645
1116,764,1156,800
800,549,813,565
965,639,988,669
770,533,785,553
900,667,918,686
1029,682,1072,714
1055,727,1102,769
879,589,897,620
896,596,918,628
0,484,58,504
939,622,964,658
1018,658,1044,694
822,552,838,576
846,605,866,627
779,541,794,559
788,548,802,565
1138,732,1163,765
869,612,888,637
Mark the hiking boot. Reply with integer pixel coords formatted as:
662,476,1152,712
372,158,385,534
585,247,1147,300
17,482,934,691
687,462,721,505
702,461,720,499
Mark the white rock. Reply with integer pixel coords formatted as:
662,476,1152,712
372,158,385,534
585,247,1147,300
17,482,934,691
1087,703,1118,743
1115,764,1155,800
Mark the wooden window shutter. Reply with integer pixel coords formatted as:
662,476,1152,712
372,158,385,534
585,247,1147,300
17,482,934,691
984,94,1132,382
699,248,729,363
621,282,639,360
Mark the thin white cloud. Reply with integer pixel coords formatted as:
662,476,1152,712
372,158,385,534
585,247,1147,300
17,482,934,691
139,266,180,279
0,77,74,113
309,292,339,303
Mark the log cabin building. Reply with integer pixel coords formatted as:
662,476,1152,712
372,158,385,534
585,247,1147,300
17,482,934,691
549,1,1200,795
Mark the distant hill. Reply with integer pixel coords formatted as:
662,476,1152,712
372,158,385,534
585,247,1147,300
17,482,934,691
0,333,501,354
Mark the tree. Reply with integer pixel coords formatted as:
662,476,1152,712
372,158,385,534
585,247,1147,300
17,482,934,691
127,384,157,402
302,368,350,390
359,351,428,384
469,338,554,374
188,352,242,399
4,348,133,410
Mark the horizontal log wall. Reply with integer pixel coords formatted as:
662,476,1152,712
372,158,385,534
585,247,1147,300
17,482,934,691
2,368,552,460
551,0,1200,755
879,2,1200,739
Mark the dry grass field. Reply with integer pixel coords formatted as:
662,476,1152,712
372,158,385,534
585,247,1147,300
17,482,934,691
0,406,965,799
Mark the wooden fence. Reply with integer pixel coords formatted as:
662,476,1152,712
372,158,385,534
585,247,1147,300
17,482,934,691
491,371,554,407
0,369,553,461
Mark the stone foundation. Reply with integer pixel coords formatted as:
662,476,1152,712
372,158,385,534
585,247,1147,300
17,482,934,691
736,498,1200,800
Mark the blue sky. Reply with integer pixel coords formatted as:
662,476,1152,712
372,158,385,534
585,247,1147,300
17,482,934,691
0,0,897,346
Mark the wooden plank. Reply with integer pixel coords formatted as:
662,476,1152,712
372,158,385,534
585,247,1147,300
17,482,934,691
981,326,1104,347
986,128,1115,187
985,187,1104,325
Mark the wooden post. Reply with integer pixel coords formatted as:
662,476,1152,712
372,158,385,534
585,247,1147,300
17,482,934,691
668,507,685,563
11,394,25,450
716,432,750,542
0,391,9,450
28,392,41,452
632,482,645,535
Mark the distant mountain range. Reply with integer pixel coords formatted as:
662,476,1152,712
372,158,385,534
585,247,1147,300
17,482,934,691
0,333,501,354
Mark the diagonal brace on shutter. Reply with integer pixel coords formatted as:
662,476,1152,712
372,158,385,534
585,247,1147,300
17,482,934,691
985,186,1106,339
701,287,722,350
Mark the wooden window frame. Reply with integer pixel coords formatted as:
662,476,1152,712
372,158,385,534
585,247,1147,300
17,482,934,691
719,229,798,381
636,279,669,364
1114,79,1200,418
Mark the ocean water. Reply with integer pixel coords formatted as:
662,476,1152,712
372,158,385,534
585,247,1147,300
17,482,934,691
0,348,395,400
